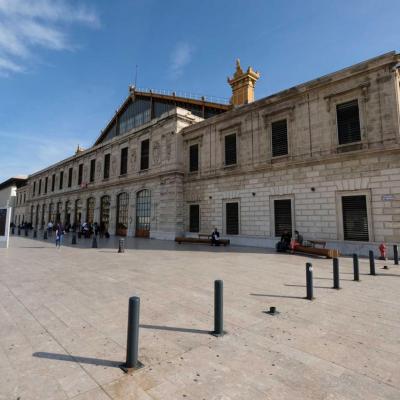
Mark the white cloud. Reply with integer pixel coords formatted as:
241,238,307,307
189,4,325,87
0,0,99,75
169,42,194,79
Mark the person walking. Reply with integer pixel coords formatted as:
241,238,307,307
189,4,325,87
55,223,64,249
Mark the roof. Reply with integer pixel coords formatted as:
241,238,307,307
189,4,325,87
94,87,230,145
0,176,28,191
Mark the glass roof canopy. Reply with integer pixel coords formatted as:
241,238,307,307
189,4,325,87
95,88,230,145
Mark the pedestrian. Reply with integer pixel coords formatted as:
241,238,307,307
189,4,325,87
47,221,53,237
55,223,64,248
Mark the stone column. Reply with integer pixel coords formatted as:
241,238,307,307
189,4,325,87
127,189,136,237
93,196,100,225
108,192,117,235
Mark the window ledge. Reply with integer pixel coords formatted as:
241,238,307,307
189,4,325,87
223,163,238,169
336,142,363,153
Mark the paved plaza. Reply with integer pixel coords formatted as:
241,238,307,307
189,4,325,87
0,235,400,400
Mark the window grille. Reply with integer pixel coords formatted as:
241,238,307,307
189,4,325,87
189,144,199,172
189,204,200,232
337,100,361,145
274,199,292,237
224,134,237,166
342,195,369,241
271,119,288,157
141,139,150,170
226,202,239,235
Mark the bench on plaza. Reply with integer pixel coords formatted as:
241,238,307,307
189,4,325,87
175,235,230,246
294,239,340,258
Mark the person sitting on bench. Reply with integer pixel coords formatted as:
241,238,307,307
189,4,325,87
211,228,220,246
276,229,291,252
290,230,304,252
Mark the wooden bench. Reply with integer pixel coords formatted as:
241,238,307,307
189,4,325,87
294,245,340,259
198,233,211,240
175,236,230,246
308,240,327,248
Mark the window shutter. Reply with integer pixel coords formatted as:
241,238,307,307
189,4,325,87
224,134,237,166
271,119,288,157
189,144,199,172
342,195,369,241
226,202,239,235
189,204,200,232
337,100,361,145
274,199,292,236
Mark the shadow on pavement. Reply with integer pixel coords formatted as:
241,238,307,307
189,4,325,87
140,324,210,335
32,352,121,368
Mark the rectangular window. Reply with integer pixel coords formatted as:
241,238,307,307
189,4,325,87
68,168,73,187
120,147,128,175
59,171,63,190
140,139,150,170
189,204,200,232
45,177,48,194
337,100,361,145
38,179,41,195
226,202,239,235
274,199,292,237
271,119,288,157
51,174,55,192
90,159,96,182
23,193,26,203
189,144,199,172
33,181,36,197
342,195,369,241
224,133,237,166
78,164,83,185
104,154,110,179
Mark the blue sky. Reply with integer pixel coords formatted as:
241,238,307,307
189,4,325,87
0,0,399,182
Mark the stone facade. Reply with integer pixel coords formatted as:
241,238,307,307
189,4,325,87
18,52,400,255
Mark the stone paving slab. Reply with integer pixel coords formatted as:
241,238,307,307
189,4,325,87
0,235,399,400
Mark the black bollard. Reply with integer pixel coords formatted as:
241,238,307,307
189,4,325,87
92,235,98,248
33,230,37,238
18,228,21,236
369,250,376,276
43,230,48,240
394,245,399,265
72,234,77,245
306,262,314,300
353,254,360,281
332,258,340,289
118,238,125,253
120,296,143,372
212,280,224,336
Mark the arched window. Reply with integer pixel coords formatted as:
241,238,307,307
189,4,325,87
41,204,46,227
35,204,39,227
64,201,71,225
100,195,111,233
136,189,151,238
56,201,62,223
48,203,53,223
116,192,129,236
75,199,82,225
86,197,95,225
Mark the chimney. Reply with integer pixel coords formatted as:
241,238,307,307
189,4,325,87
227,59,260,106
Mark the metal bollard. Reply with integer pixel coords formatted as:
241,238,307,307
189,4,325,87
394,245,399,265
118,238,125,253
369,250,376,276
212,280,224,336
92,235,98,248
353,254,360,281
33,230,37,238
306,263,314,300
71,234,77,245
43,230,48,240
333,258,340,289
121,296,143,372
